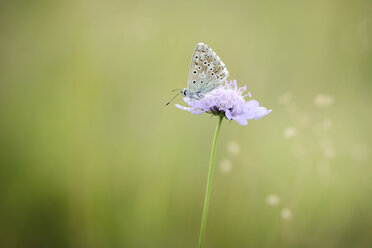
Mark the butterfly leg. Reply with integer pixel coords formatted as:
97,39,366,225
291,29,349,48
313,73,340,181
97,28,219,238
196,92,204,99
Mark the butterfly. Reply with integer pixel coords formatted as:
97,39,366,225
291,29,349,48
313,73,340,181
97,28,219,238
166,43,229,106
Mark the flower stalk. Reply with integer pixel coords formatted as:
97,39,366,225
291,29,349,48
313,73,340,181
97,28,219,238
175,79,271,246
199,114,224,248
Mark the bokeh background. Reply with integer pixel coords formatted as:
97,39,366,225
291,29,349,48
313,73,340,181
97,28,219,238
1,0,372,247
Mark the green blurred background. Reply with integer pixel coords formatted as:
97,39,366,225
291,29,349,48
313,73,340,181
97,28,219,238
1,0,372,247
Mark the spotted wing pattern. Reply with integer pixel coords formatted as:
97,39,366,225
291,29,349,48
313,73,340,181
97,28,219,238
187,43,229,98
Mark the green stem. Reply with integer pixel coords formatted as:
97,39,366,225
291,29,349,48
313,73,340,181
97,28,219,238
199,114,223,248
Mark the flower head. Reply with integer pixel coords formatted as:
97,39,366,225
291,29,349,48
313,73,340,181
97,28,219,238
176,80,272,125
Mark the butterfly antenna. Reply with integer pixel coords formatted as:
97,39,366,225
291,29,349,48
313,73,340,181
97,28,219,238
165,91,181,106
171,88,182,92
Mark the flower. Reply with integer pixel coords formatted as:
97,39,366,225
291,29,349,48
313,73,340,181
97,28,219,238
175,80,272,125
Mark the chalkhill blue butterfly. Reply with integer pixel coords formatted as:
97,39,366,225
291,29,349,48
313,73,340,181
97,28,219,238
166,43,229,105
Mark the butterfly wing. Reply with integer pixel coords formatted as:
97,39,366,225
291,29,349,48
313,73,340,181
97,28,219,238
187,43,229,98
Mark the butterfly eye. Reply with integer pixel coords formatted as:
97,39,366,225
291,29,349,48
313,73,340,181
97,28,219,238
203,61,207,65
193,80,196,84
209,67,213,71
198,66,201,70
195,55,199,59
211,72,214,76
216,75,219,79
201,80,204,83
193,70,197,74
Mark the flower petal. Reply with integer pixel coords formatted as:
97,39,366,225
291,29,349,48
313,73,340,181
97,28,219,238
190,109,205,115
234,117,248,125
246,99,259,108
253,108,272,120
175,104,190,111
225,110,233,120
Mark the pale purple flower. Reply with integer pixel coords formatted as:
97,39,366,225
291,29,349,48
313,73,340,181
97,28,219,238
176,80,272,125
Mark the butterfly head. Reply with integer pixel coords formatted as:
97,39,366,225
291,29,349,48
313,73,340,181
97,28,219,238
181,88,203,99
181,88,189,97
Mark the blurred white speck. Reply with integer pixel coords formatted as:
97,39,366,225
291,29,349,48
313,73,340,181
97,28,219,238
266,194,280,206
278,92,292,105
220,159,232,173
314,94,334,107
227,141,240,156
284,127,297,138
248,92,252,98
324,147,336,159
281,208,292,220
351,144,370,161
